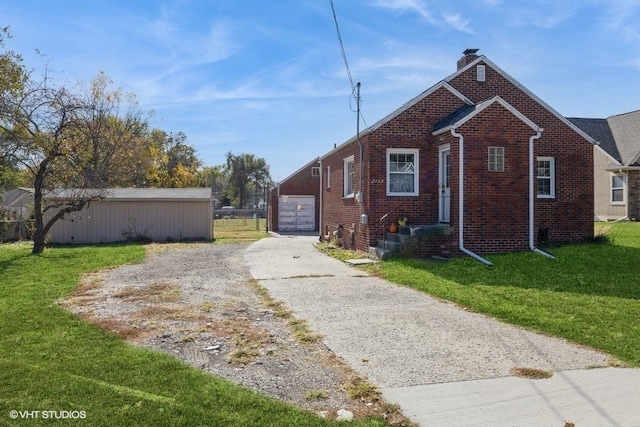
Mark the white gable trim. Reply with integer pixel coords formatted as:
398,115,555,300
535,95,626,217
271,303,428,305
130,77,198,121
447,55,597,145
367,81,473,133
432,96,542,136
320,81,473,161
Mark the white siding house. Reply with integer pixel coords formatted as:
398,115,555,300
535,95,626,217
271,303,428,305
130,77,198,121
45,188,212,243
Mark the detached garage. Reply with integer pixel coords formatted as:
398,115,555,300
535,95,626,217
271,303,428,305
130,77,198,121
277,195,315,231
268,159,320,233
46,188,212,244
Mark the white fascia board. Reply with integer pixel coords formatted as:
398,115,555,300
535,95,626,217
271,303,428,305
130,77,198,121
432,96,543,136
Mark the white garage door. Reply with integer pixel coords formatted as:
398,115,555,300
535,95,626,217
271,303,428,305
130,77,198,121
278,195,315,231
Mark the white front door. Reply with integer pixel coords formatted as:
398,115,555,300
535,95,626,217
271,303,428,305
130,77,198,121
439,146,451,223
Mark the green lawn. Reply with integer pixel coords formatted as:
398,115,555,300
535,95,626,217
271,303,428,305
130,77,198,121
378,222,640,366
0,243,383,427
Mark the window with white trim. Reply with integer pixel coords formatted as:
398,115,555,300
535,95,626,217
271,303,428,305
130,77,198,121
488,146,504,172
343,156,354,197
537,157,555,198
326,166,331,189
611,173,625,204
387,149,419,196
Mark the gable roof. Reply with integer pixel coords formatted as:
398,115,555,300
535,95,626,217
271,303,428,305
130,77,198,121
449,55,597,145
432,96,542,135
567,118,620,162
608,110,640,166
568,110,640,166
320,81,473,160
277,157,320,185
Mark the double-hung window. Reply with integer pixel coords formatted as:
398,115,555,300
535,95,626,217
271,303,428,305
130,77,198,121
537,157,555,198
343,156,354,197
611,173,625,204
488,146,504,172
387,149,419,196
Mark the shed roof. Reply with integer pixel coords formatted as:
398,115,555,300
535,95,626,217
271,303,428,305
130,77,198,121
46,188,212,201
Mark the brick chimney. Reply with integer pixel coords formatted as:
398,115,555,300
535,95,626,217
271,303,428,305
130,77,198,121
457,48,479,70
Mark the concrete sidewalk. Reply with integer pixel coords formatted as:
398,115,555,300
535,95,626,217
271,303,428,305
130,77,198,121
244,234,640,427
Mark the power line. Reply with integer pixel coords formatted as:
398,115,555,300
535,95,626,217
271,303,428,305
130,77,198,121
329,0,367,127
329,0,355,93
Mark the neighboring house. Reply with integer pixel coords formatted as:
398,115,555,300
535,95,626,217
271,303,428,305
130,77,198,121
568,111,640,221
0,187,34,219
0,187,35,241
317,49,595,261
42,188,213,244
268,158,320,232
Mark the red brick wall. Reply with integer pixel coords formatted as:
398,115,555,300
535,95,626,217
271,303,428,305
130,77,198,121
319,58,594,255
453,102,535,253
450,61,594,247
321,86,467,253
628,170,640,221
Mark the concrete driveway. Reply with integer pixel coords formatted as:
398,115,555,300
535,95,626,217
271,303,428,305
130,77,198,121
244,234,640,427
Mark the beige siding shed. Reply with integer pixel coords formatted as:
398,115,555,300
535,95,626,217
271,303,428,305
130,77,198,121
46,188,212,244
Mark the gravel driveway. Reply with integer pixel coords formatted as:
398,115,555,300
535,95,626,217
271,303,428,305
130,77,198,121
62,242,406,423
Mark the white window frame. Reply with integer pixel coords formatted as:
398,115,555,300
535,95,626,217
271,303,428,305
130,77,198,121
326,165,331,189
477,65,486,82
611,173,625,205
343,156,354,198
311,166,320,177
536,157,555,199
488,146,504,172
386,148,419,196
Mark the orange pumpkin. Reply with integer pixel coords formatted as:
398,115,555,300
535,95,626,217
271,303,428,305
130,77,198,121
388,223,398,233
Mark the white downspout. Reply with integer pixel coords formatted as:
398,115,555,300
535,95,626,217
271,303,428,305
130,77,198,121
529,130,555,258
319,159,324,241
451,129,493,266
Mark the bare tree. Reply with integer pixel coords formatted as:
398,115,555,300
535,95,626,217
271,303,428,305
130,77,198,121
0,74,106,253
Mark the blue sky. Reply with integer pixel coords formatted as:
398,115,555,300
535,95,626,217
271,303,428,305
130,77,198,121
4,0,640,181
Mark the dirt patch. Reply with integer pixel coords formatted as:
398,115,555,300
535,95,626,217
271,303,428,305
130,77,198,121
61,242,411,425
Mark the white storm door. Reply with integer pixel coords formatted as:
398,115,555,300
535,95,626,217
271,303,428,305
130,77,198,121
439,146,451,223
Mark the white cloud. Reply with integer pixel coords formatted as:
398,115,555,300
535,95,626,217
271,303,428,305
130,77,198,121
444,13,473,33
374,0,438,24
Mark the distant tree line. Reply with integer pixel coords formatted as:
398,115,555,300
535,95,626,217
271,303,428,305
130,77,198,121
0,27,271,253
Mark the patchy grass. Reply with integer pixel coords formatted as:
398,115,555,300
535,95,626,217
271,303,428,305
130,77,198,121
510,367,553,379
213,218,268,243
305,390,329,400
0,242,385,427
344,375,381,403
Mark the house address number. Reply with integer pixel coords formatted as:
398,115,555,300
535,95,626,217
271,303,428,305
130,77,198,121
371,178,384,184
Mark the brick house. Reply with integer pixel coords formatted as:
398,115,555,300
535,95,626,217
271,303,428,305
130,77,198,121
318,49,595,262
568,111,640,221
268,158,320,232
